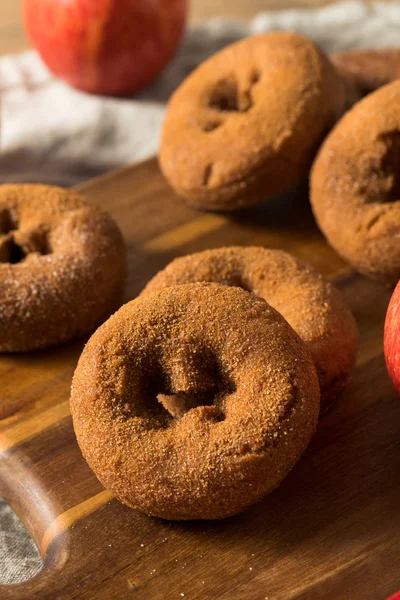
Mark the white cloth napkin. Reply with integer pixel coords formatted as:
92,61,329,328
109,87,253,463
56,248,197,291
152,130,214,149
1,0,400,586
1,1,400,187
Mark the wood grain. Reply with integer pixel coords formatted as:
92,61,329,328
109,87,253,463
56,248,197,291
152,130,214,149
0,156,399,599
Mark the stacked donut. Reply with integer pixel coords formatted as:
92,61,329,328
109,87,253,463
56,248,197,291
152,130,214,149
71,246,358,520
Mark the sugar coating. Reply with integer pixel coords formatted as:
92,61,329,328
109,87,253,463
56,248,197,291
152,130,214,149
311,80,400,285
0,184,126,352
160,32,346,211
142,247,358,412
70,283,320,520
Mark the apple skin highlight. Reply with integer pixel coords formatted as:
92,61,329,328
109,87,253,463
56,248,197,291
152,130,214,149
22,0,187,96
384,280,400,398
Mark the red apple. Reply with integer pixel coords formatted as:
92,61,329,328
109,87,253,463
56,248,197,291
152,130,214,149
386,593,400,600
384,280,400,396
22,0,187,96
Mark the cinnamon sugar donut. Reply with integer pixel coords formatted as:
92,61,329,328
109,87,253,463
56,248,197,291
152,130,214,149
71,283,320,520
311,80,400,284
142,247,358,413
0,184,126,352
159,32,346,211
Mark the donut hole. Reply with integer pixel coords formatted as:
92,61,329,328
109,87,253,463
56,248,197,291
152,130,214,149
119,350,235,425
0,230,52,264
9,240,26,264
379,130,400,203
209,79,240,112
23,229,53,258
0,209,17,235
0,209,52,263
365,131,400,204
208,71,260,116
0,238,26,264
154,352,235,422
209,78,252,113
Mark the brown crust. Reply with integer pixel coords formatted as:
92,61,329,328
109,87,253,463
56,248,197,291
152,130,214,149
70,283,320,520
0,184,126,352
311,80,400,285
159,32,346,211
142,247,358,412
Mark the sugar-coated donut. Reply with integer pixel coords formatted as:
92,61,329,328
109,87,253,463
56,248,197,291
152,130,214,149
311,81,400,285
70,283,320,520
0,184,126,352
159,32,346,211
142,247,358,413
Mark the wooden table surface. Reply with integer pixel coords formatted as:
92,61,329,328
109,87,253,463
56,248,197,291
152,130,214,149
0,0,381,56
0,156,399,600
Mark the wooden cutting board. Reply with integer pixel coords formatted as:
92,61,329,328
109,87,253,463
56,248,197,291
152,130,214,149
0,158,399,600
